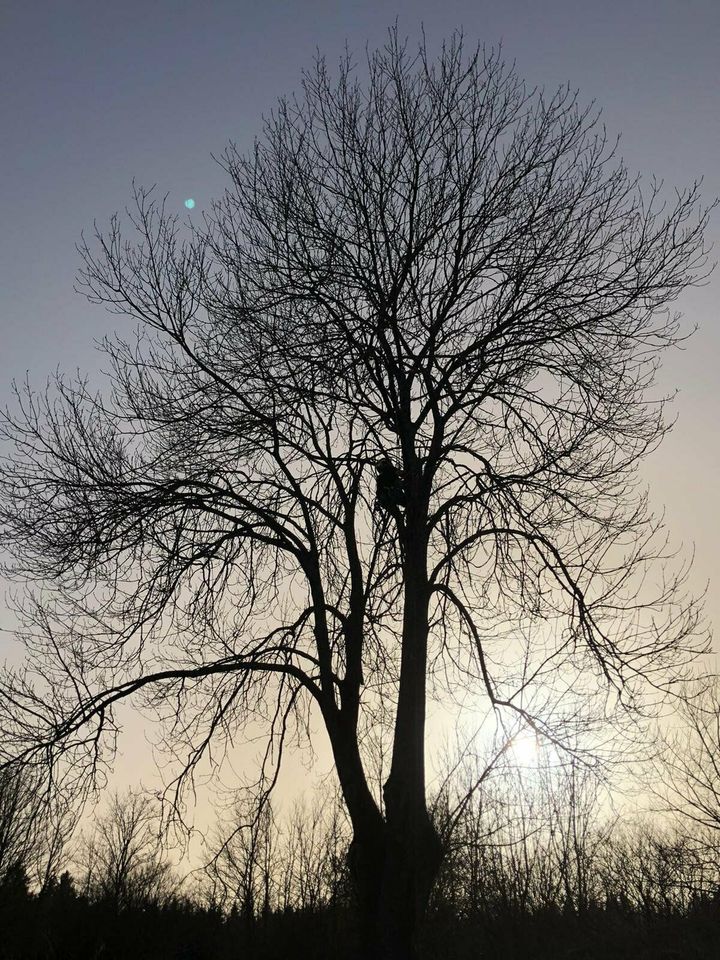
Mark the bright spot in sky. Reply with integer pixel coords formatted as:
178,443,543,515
509,731,539,766
184,198,196,209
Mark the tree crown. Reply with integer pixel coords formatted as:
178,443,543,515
0,31,712,811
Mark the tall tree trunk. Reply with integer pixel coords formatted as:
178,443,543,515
332,473,444,958
369,516,442,959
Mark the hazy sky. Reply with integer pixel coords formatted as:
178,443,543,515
1,0,718,805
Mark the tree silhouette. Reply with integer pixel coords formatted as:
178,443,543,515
75,790,176,913
660,682,720,836
0,765,38,887
0,762,75,893
0,29,713,960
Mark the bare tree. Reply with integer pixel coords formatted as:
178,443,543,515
660,682,720,835
0,28,713,959
0,761,77,895
601,822,705,916
31,790,79,894
542,758,613,915
280,793,351,914
0,764,40,888
76,790,176,912
204,796,278,925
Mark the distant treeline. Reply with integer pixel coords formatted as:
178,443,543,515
0,760,718,959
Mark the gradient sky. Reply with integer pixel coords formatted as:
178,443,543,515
1,0,718,807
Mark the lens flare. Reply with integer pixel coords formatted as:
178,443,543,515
184,198,196,209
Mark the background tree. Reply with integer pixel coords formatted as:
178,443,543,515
658,682,720,837
0,29,712,960
75,790,176,913
204,796,278,928
0,764,40,890
31,790,79,895
0,761,77,897
278,793,350,916
656,681,720,911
